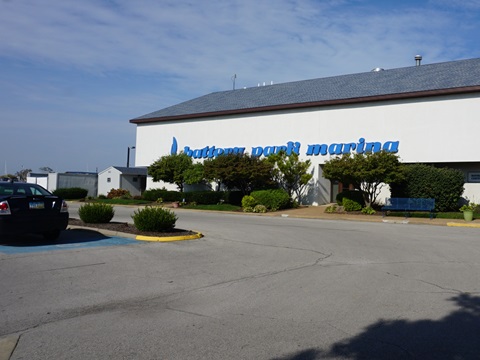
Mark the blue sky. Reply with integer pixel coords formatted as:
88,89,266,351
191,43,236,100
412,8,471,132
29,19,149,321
1,0,479,175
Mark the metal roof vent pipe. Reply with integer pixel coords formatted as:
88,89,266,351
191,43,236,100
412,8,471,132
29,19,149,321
415,55,422,66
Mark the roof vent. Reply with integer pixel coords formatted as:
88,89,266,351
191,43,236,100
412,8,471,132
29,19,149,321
415,55,422,66
371,67,384,72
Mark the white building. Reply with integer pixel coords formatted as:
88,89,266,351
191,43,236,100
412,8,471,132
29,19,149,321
27,172,98,197
129,57,480,205
97,166,147,197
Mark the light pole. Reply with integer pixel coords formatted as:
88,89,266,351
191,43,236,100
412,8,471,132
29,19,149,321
127,146,135,168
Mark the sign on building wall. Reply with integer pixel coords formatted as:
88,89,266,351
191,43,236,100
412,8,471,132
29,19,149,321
171,137,399,159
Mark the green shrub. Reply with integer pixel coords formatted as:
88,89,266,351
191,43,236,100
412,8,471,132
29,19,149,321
223,191,244,206
142,189,182,202
78,203,115,223
52,187,88,200
242,195,258,209
325,204,338,213
143,189,245,206
389,164,464,212
243,206,254,213
342,197,362,211
336,190,365,207
107,188,132,199
131,206,178,231
250,189,291,211
253,204,267,213
361,206,376,215
184,191,224,205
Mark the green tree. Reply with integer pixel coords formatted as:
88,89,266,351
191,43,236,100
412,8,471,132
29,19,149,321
323,151,403,207
267,151,313,203
148,153,193,192
184,163,210,189
203,153,274,195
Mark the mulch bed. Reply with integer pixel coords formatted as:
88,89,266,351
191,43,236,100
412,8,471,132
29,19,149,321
68,218,198,237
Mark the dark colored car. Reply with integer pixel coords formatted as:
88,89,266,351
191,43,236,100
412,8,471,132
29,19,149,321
0,181,68,240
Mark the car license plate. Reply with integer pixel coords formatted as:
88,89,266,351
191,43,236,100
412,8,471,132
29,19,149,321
29,201,45,210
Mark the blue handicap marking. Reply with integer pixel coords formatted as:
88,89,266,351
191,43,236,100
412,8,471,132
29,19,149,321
0,228,139,255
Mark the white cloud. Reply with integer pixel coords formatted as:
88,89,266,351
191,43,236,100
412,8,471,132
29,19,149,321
1,0,473,85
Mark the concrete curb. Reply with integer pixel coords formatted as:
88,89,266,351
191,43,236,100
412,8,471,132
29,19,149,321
136,232,203,242
447,222,480,228
67,225,203,242
0,335,19,360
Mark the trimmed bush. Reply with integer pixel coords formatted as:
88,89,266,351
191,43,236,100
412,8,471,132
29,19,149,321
389,164,464,212
52,187,88,200
250,189,291,211
132,206,178,231
107,188,132,199
241,195,258,209
336,190,365,207
253,204,267,213
142,189,183,202
143,189,243,205
78,203,115,223
184,191,224,205
342,197,362,211
223,191,244,206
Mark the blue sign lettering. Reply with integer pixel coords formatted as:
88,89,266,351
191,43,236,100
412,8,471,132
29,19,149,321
171,137,399,159
250,141,301,157
305,138,399,156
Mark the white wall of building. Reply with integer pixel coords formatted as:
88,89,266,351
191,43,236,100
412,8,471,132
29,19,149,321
134,93,480,204
98,167,121,197
47,173,58,193
26,175,48,188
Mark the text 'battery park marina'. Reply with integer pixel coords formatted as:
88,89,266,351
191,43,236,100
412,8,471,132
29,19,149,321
171,137,400,159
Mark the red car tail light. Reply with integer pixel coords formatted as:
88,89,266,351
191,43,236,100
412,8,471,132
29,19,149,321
0,201,11,215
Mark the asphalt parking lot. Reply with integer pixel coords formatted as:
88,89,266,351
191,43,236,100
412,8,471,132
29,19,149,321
1,210,480,360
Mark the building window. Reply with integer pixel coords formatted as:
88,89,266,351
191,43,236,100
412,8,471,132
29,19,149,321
107,178,111,183
468,172,480,183
133,177,138,182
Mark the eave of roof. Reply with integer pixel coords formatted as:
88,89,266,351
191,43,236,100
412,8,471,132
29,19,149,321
112,166,148,175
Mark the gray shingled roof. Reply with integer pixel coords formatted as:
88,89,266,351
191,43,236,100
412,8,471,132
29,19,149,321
132,58,480,122
113,166,148,175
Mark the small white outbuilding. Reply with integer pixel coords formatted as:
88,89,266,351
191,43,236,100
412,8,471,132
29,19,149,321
97,166,147,197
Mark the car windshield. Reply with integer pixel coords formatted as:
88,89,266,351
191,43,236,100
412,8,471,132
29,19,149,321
0,183,52,196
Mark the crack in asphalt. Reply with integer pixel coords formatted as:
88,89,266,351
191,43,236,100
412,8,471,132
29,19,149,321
213,234,332,257
2,250,333,339
384,271,473,295
40,262,106,272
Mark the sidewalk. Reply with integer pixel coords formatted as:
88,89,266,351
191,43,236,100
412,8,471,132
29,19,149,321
264,205,480,228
